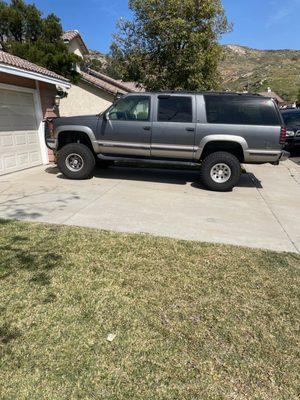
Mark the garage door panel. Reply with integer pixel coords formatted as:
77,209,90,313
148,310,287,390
15,133,27,146
1,134,14,147
0,88,43,176
17,153,29,165
29,151,40,163
27,131,39,144
3,154,17,170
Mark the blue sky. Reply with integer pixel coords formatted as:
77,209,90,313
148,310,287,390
24,0,300,53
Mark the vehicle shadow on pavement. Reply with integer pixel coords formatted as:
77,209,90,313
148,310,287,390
46,165,261,190
289,148,300,165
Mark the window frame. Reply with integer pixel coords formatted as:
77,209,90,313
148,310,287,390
108,95,151,122
156,95,194,124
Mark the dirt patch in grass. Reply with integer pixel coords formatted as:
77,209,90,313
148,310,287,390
0,219,299,399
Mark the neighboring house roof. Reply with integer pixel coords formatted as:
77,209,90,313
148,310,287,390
62,30,89,55
62,29,144,95
81,69,144,96
0,50,70,87
259,90,284,104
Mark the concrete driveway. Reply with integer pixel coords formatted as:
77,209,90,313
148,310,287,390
0,158,299,253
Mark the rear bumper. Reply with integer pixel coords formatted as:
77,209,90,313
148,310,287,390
244,149,290,165
279,150,290,162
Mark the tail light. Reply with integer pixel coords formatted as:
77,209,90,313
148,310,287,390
280,127,286,145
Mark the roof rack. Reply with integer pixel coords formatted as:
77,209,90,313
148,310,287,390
138,90,264,97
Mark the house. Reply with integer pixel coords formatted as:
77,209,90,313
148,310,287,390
0,50,70,176
259,87,284,105
59,30,143,117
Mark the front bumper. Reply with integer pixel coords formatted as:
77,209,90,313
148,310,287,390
285,137,300,147
46,138,58,150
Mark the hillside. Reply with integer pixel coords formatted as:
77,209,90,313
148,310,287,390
86,44,300,102
221,45,300,101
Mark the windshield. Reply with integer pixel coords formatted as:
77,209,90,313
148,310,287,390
281,111,300,127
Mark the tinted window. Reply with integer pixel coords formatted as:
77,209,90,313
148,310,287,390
281,111,300,127
205,95,281,126
109,96,150,121
158,96,193,123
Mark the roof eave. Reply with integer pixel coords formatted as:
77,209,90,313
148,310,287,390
0,63,71,88
80,77,118,96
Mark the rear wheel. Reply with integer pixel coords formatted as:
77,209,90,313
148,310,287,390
200,151,241,192
57,143,95,180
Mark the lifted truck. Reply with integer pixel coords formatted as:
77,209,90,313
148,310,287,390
45,92,289,192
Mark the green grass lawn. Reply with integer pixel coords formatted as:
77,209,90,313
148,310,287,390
0,220,299,400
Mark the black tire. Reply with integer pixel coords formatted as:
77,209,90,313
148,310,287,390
200,151,241,192
57,143,96,180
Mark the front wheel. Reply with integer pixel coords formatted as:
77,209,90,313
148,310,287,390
57,143,96,180
200,151,241,192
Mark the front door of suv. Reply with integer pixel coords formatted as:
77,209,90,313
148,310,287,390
151,94,196,160
97,95,152,157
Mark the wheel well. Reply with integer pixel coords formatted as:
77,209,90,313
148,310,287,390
201,141,244,162
57,131,94,152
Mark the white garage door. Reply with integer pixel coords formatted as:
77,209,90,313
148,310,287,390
0,87,42,175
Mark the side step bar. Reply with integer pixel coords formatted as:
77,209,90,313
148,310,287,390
97,154,200,168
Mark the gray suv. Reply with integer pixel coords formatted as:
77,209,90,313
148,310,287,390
46,92,289,191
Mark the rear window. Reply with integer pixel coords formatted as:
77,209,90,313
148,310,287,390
158,96,193,123
205,95,281,126
281,111,300,126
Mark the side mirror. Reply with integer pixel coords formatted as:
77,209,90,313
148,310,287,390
104,112,110,121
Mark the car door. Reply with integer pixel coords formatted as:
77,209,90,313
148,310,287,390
97,95,152,157
151,94,196,160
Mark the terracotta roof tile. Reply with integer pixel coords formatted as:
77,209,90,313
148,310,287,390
62,30,79,42
80,71,126,95
80,69,144,95
62,30,89,55
0,50,69,83
259,91,284,103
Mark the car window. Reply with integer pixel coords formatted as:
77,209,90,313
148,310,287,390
109,96,150,121
158,96,193,123
281,112,300,126
205,95,281,126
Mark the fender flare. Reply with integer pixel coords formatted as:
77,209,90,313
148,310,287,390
195,135,249,160
56,125,99,153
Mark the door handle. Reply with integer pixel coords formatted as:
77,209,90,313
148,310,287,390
186,127,195,132
143,126,151,131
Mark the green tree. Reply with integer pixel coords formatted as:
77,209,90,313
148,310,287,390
108,0,231,90
0,0,79,82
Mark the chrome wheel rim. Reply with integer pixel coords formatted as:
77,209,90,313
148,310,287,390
65,153,84,172
210,163,231,183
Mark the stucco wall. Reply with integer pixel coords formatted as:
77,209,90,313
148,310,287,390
68,38,84,59
59,80,114,117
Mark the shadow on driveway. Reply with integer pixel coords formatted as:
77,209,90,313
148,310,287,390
47,164,262,190
289,148,300,165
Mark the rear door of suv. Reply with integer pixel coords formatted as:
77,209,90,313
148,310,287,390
150,94,196,160
202,94,283,152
